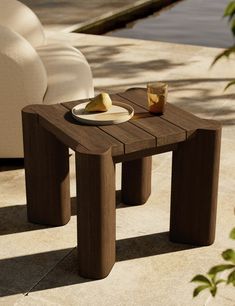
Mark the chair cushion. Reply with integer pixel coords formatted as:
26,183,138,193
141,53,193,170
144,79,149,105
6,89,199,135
0,0,45,47
36,43,94,104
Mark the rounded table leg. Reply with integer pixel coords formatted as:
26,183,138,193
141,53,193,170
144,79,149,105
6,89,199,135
170,124,221,246
122,156,152,205
76,148,116,279
22,107,71,226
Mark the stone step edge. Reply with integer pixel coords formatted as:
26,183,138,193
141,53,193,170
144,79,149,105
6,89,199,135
63,0,180,34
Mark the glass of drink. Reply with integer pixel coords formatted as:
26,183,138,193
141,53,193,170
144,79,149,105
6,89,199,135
147,82,168,114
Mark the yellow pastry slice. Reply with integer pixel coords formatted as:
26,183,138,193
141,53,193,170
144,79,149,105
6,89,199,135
85,92,112,112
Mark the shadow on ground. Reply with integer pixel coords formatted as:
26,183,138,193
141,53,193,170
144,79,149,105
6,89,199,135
78,44,187,80
97,81,235,125
0,187,196,297
0,232,196,297
75,43,235,124
0,159,24,172
0,193,128,236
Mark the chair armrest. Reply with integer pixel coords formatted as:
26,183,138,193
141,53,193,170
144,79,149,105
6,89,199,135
0,25,47,157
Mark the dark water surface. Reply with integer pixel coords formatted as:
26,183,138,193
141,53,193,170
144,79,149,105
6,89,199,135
108,0,234,48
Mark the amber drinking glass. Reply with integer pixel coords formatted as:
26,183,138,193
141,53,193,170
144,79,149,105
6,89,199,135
147,82,168,114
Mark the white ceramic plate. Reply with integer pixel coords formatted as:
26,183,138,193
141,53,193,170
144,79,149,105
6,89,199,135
71,101,134,125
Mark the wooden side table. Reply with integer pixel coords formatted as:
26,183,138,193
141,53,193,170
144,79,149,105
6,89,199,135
22,88,221,279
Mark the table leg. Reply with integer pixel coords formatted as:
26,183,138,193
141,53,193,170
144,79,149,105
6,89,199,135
122,156,152,205
170,125,221,245
76,148,116,279
22,107,70,226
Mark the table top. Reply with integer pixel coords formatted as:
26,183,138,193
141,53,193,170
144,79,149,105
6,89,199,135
24,88,219,159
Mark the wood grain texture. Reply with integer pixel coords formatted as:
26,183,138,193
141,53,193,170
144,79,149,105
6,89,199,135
22,89,222,280
100,123,156,154
118,88,209,137
63,98,156,154
76,147,116,279
113,143,178,163
62,95,186,151
170,122,222,245
36,104,124,156
131,116,186,147
22,106,70,226
117,89,187,146
122,156,152,205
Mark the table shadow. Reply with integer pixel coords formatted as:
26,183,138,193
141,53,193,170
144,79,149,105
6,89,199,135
0,231,197,297
0,193,133,236
0,158,24,172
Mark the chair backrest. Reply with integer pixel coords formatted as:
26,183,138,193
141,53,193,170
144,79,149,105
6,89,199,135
0,0,45,47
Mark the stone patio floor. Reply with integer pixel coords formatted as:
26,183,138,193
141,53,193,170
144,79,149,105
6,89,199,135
0,7,235,306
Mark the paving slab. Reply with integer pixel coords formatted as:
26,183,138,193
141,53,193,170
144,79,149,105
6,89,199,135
0,291,22,306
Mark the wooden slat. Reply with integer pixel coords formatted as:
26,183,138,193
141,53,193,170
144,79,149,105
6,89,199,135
34,104,124,156
100,123,156,154
111,92,186,146
118,88,209,137
163,103,209,136
63,99,156,154
132,116,186,147
63,94,185,149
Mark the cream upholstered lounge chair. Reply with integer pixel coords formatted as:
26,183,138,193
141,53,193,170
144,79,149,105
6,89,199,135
0,0,94,157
